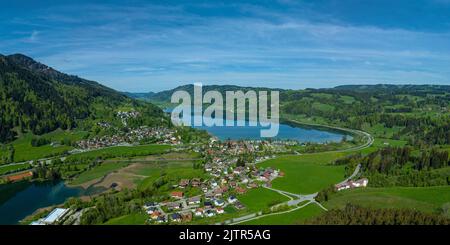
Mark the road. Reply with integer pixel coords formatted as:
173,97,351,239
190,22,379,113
228,163,362,225
338,164,361,185
287,119,374,153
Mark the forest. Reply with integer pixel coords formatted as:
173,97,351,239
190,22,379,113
0,54,165,143
334,147,450,187
305,204,450,225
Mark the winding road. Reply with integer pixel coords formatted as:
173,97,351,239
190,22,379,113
227,146,366,225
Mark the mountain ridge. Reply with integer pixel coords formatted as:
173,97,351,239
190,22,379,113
0,54,163,143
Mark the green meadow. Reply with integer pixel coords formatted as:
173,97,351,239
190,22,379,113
359,137,408,155
136,160,205,190
67,144,172,160
0,163,32,175
70,162,129,185
103,212,148,225
0,129,88,163
324,186,450,215
238,188,290,212
240,202,324,225
259,153,347,194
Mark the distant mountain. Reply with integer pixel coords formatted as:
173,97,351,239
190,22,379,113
137,84,285,102
0,54,163,142
122,91,155,99
334,84,450,93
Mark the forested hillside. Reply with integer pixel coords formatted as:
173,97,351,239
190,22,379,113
0,54,164,143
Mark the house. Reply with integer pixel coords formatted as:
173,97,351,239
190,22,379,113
213,188,223,197
194,208,204,217
234,201,245,210
229,181,237,188
236,187,247,194
353,178,369,187
181,212,193,222
144,202,157,208
204,201,214,209
205,210,216,217
214,199,225,207
150,211,161,220
191,178,201,187
170,213,182,222
216,207,224,214
156,215,166,223
233,166,245,174
335,178,369,191
167,202,181,210
205,192,215,199
228,195,237,204
179,179,190,188
335,182,351,191
146,207,158,214
248,182,258,188
187,196,201,205
171,191,184,199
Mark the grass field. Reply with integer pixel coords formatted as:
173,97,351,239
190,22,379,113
259,153,347,194
67,144,172,160
359,137,408,154
324,186,450,215
70,162,129,185
136,160,205,190
240,202,324,225
0,129,88,163
103,212,148,225
0,163,32,175
238,188,290,212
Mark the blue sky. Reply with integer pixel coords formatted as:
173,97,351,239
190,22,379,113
1,0,450,92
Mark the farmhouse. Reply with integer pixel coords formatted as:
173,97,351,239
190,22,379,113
335,178,369,191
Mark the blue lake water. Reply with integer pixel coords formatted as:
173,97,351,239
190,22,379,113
166,108,349,142
0,181,84,224
194,120,346,142
191,116,348,142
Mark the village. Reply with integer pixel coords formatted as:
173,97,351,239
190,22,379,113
140,138,288,224
75,126,181,150
142,163,283,224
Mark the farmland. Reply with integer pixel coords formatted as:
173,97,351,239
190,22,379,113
67,144,172,161
240,202,324,225
324,186,450,216
259,153,347,194
70,162,129,186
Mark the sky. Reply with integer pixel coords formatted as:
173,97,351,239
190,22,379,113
1,0,450,92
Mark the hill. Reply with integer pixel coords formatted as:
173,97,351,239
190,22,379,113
128,84,285,102
0,54,164,143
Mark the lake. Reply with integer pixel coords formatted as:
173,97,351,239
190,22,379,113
0,181,84,224
165,108,350,142
192,116,349,142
